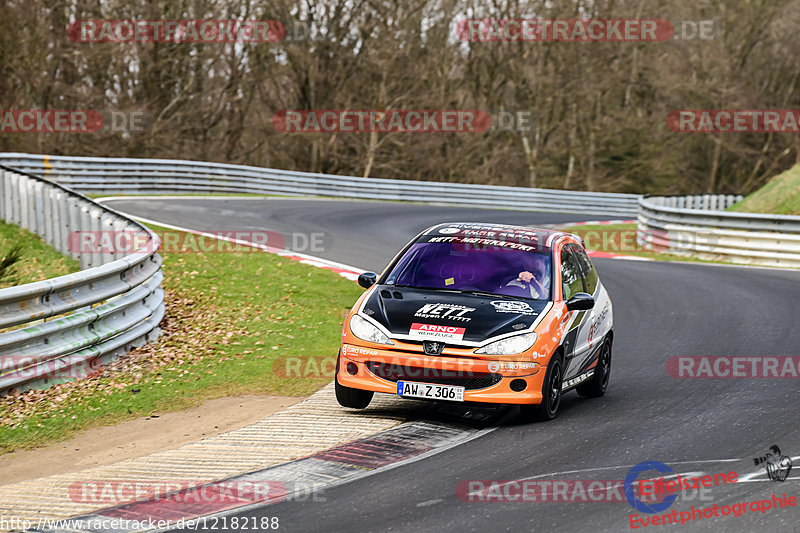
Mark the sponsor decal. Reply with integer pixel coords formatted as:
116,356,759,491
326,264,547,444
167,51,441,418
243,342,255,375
414,303,475,322
428,235,540,253
439,227,461,234
753,445,793,482
409,323,466,341
341,345,378,358
561,370,594,389
588,303,610,348
490,300,535,315
487,361,538,372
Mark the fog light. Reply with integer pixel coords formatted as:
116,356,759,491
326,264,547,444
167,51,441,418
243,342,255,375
346,362,359,375
510,379,527,392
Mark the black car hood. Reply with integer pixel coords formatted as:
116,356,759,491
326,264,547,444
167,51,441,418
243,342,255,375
360,286,549,344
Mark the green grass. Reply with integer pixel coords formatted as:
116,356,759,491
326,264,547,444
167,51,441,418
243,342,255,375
728,163,800,215
0,220,80,288
0,224,362,452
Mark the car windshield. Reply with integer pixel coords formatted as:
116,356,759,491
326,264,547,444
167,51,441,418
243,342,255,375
383,242,552,300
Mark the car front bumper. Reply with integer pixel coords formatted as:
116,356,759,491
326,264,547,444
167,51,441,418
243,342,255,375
337,343,547,405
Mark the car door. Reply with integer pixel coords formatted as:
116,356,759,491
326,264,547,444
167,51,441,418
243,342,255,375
559,244,591,380
571,243,612,360
567,243,607,379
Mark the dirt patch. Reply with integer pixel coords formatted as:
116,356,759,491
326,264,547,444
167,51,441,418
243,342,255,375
0,394,301,485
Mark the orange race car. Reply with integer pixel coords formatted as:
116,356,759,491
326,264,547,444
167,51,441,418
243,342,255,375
335,222,613,420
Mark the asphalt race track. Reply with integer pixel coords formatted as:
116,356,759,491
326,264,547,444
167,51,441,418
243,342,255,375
104,197,800,533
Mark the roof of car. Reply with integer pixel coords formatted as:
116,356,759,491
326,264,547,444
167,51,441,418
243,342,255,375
419,222,577,252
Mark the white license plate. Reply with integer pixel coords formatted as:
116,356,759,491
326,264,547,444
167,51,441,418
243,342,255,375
396,380,465,402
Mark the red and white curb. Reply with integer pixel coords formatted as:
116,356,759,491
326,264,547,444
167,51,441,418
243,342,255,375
32,421,497,533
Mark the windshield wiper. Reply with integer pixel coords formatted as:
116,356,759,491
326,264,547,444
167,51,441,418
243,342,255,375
389,286,532,301
456,289,526,300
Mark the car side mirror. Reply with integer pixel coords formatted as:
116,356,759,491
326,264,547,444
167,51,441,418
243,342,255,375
566,292,595,311
357,272,377,289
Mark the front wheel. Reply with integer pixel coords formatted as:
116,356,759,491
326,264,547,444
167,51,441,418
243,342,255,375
335,378,374,409
576,336,612,398
521,354,563,422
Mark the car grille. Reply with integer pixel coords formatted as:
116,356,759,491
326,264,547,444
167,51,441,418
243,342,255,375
365,361,502,390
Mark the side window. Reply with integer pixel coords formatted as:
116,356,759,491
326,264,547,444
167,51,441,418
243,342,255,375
570,244,599,296
560,248,585,301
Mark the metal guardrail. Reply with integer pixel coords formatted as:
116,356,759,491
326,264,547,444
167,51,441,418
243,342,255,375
0,166,164,393
0,153,641,217
638,195,800,268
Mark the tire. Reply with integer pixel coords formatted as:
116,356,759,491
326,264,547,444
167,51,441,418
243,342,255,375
576,336,612,398
335,378,374,409
521,353,564,422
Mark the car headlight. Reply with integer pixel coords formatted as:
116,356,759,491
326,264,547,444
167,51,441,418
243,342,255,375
475,332,537,355
349,314,394,345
